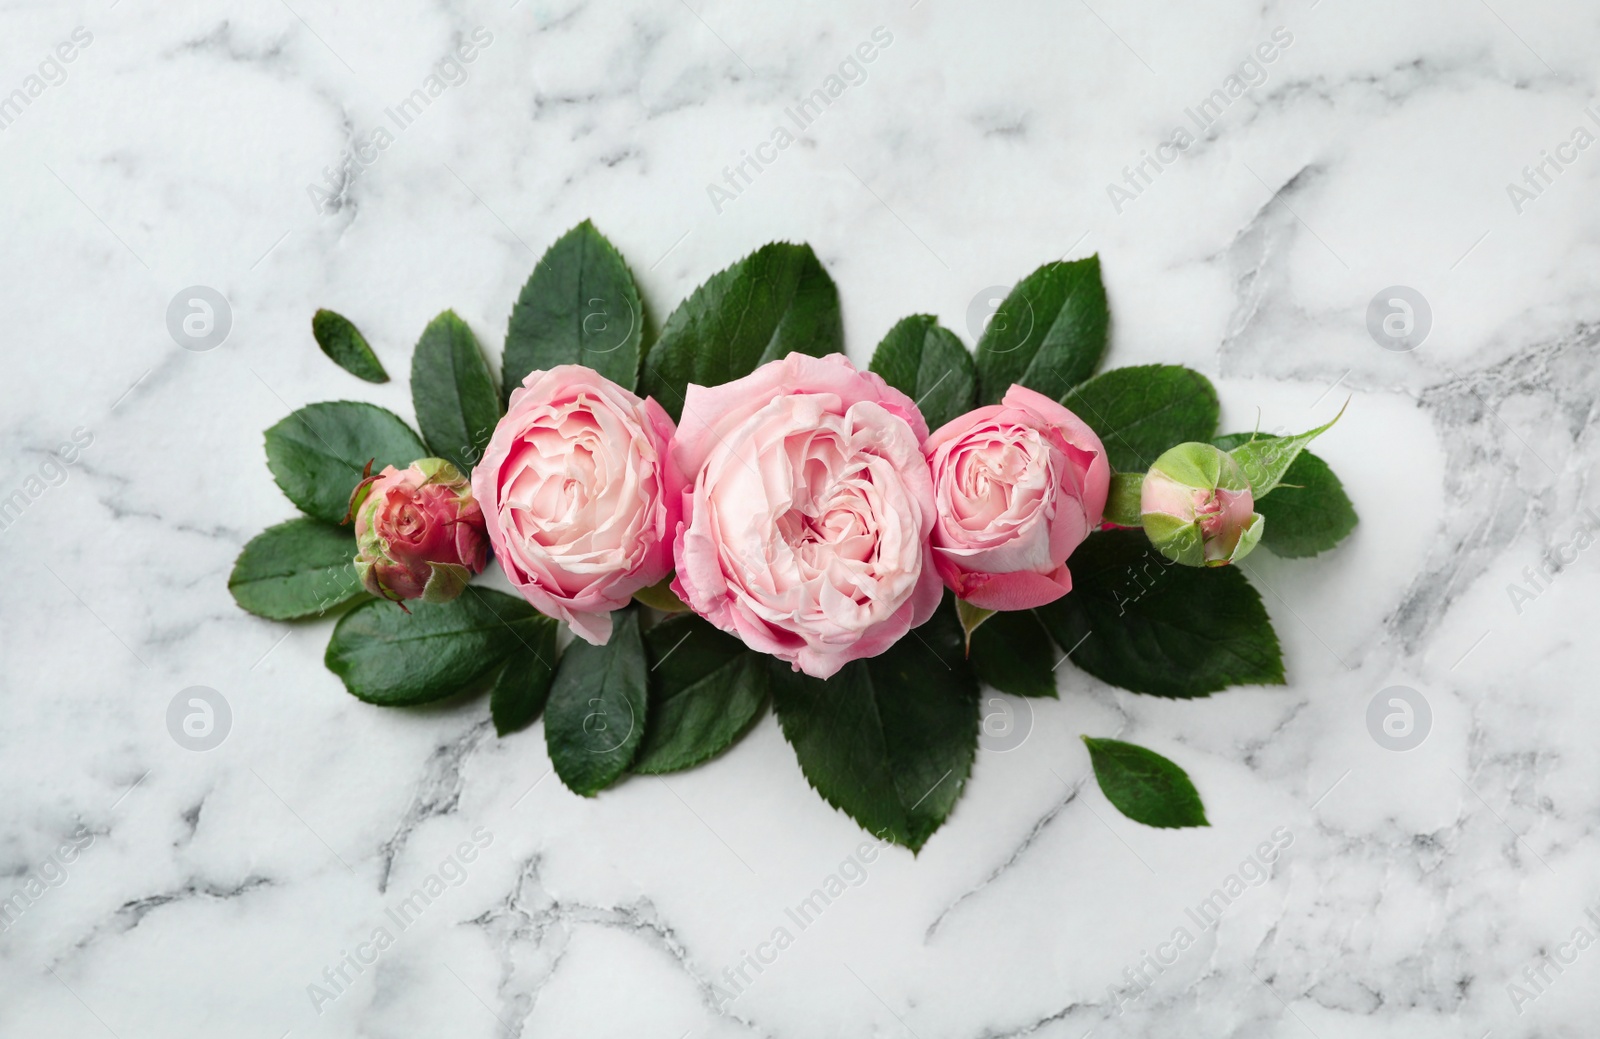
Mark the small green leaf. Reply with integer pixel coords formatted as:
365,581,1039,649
1104,472,1144,527
1060,365,1219,472
969,609,1057,698
974,256,1109,405
1036,529,1283,698
312,309,388,383
868,315,977,431
491,620,560,736
769,596,978,851
1224,400,1347,498
411,310,501,474
264,402,428,524
545,610,648,796
1214,436,1358,557
639,243,842,421
325,588,548,706
503,220,643,398
632,615,769,774
1082,737,1208,828
229,518,363,620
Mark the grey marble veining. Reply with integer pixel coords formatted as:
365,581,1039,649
2,0,1598,1035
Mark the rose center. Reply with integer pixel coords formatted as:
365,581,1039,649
390,498,429,542
1192,488,1225,536
771,452,879,579
951,434,1044,528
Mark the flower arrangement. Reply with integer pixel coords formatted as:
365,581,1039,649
229,221,1355,850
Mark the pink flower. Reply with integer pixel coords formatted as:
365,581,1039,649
472,366,681,644
923,385,1109,611
352,458,487,604
670,353,942,679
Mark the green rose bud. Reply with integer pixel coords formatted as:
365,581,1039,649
1140,443,1264,567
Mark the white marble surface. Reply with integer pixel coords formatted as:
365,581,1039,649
3,0,1599,1034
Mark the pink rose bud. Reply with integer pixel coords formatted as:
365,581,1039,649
670,353,943,680
352,458,488,604
924,385,1110,611
472,366,681,645
1140,443,1264,567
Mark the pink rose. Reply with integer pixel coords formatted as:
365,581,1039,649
352,458,488,604
472,366,681,644
923,385,1110,611
671,353,942,679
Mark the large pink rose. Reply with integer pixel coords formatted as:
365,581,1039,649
670,353,942,679
472,366,680,645
924,385,1109,611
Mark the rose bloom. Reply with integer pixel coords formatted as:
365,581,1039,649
352,457,488,604
670,353,942,679
472,366,680,644
923,386,1109,611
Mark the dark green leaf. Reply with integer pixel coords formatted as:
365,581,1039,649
1036,528,1283,698
639,243,842,421
769,597,978,851
969,609,1057,698
491,620,560,736
503,220,642,398
411,310,501,474
312,309,388,383
632,615,768,774
264,402,428,524
228,518,363,620
1060,365,1219,472
1214,435,1358,557
974,255,1109,405
868,314,977,431
545,610,648,796
324,588,548,706
1082,737,1208,828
